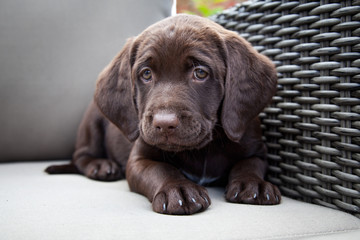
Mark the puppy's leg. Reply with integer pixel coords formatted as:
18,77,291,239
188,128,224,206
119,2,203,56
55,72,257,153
73,103,125,181
225,157,281,205
126,140,211,215
45,102,124,181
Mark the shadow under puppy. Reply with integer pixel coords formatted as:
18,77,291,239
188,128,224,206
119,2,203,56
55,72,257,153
46,14,281,215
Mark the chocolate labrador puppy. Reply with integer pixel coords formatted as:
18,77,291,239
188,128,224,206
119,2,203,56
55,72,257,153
46,14,281,215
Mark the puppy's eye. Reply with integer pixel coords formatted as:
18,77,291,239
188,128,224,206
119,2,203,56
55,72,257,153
140,68,152,82
193,68,208,81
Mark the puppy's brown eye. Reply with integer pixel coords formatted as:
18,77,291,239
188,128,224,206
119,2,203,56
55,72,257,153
193,68,208,81
141,68,152,82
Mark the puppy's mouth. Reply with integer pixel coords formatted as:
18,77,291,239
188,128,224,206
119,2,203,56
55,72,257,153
152,130,212,152
140,114,214,152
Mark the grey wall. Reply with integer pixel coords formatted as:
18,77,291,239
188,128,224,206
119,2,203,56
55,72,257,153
0,0,173,161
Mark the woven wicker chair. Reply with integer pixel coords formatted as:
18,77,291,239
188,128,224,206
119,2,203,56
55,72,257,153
1,1,360,238
212,0,360,218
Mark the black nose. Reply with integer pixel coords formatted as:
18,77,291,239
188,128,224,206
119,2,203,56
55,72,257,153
153,112,179,133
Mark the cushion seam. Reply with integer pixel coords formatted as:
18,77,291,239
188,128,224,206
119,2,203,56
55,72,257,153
241,227,360,240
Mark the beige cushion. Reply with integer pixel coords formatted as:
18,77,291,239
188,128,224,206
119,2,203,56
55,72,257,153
1,161,360,239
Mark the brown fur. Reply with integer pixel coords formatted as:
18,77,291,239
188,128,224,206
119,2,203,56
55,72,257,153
46,15,281,215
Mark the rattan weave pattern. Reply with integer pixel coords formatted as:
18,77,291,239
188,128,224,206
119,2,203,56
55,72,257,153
212,0,360,217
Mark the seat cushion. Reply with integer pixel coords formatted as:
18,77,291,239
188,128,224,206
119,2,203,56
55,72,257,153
1,161,360,239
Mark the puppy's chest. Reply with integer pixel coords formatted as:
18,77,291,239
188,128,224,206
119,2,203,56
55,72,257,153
170,151,230,186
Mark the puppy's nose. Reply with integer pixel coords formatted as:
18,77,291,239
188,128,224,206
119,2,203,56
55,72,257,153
153,113,179,133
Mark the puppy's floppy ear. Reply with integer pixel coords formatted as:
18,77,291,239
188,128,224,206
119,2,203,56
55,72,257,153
221,33,277,142
94,38,139,141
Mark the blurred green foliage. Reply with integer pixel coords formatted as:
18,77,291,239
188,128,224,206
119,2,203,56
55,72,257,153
191,0,225,17
182,0,237,17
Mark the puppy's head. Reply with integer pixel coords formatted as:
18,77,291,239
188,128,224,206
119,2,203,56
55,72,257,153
95,15,277,151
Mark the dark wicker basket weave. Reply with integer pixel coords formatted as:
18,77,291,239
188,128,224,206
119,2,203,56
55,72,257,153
212,0,360,217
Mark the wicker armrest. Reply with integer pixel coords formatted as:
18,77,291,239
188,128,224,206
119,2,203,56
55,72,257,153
212,0,360,217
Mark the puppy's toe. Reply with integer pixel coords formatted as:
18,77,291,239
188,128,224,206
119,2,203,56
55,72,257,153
97,160,122,180
153,192,168,214
225,180,260,204
226,178,281,205
260,182,281,205
84,159,123,181
152,180,211,215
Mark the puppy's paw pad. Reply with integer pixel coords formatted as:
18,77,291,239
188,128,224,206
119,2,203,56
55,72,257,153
152,181,211,215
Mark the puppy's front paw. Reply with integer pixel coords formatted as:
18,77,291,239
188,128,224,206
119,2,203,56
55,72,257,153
152,181,211,215
225,178,281,205
84,159,124,181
